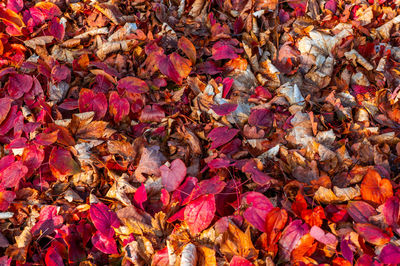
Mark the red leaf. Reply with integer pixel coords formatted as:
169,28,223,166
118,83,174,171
184,194,216,235
48,17,64,40
45,246,64,266
152,247,169,265
264,208,288,254
354,223,390,245
230,256,253,266
90,202,120,238
22,144,45,177
160,159,187,192
117,76,149,94
51,65,71,83
79,88,108,120
134,183,147,210
210,103,238,116
34,129,59,146
109,91,130,123
208,126,239,149
0,97,12,125
157,54,182,84
0,190,16,211
212,40,241,60
242,160,272,186
183,176,226,204
35,2,62,20
139,104,165,122
92,231,118,254
178,36,197,64
241,192,273,232
7,74,33,99
0,159,27,189
172,176,198,204
49,147,80,179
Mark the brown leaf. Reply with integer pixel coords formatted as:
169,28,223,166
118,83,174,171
219,222,258,261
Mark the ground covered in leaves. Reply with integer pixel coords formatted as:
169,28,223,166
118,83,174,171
2,0,400,265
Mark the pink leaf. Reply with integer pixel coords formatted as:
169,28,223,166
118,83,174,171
160,159,187,192
208,126,239,149
210,103,238,116
184,194,216,235
90,202,120,238
92,231,118,254
109,91,130,123
241,192,273,232
152,247,169,265
134,183,147,210
325,0,337,13
222,78,234,98
117,76,148,94
230,256,253,266
309,226,337,245
7,0,24,13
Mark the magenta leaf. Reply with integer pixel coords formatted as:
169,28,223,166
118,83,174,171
382,196,400,227
92,231,118,254
184,194,216,235
242,159,272,186
248,109,274,129
45,246,64,266
340,239,353,263
48,17,65,40
241,192,273,232
90,202,120,238
31,206,63,236
208,126,239,149
378,244,400,264
212,40,241,60
7,0,24,13
160,159,187,192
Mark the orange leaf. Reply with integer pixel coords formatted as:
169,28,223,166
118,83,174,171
178,36,196,64
302,206,325,227
361,169,393,205
292,192,307,217
291,234,317,262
